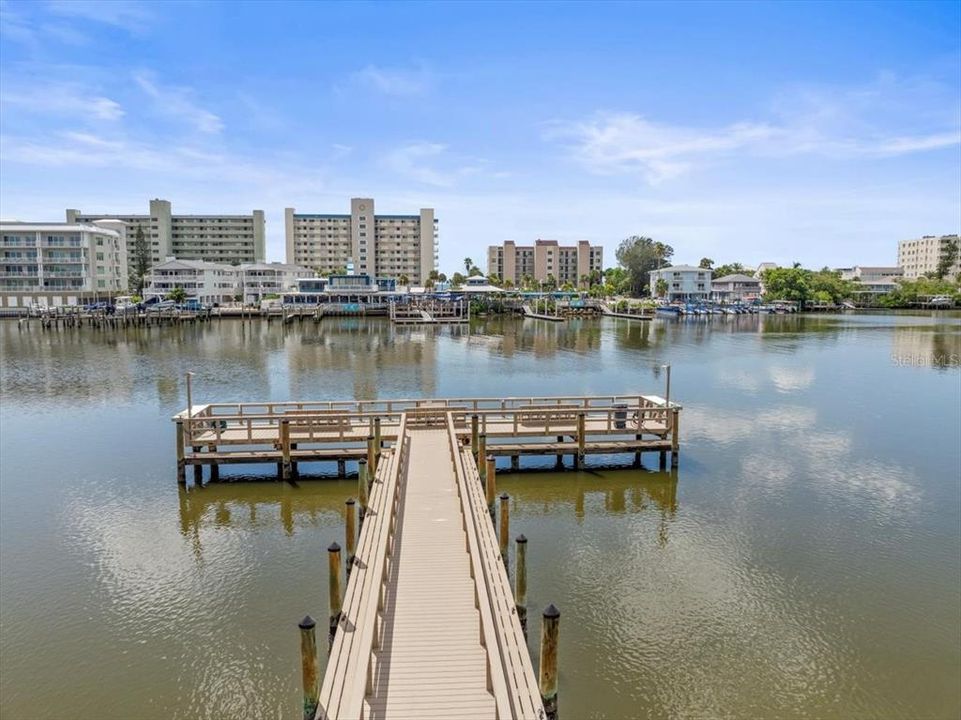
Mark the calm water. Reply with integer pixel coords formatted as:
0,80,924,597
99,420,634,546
1,313,959,720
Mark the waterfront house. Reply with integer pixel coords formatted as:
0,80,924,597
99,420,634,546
649,265,712,301
143,258,240,305
240,262,314,303
711,273,761,302
839,266,904,303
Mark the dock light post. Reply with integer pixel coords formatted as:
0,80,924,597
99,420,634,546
298,615,319,720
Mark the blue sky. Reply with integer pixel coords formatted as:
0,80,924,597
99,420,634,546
1,0,959,271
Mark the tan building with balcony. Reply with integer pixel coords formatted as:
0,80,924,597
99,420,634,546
285,198,437,284
487,239,603,287
0,221,128,308
66,199,265,267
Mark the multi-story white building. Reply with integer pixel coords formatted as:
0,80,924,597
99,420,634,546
0,221,128,308
487,239,603,287
67,198,266,267
649,265,712,301
711,273,761,302
897,235,961,279
143,258,241,305
285,198,437,284
239,262,315,303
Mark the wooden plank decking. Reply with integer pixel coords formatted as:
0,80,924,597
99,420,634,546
316,413,544,719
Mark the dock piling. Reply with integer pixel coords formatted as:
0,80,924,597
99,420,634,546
374,417,382,463
298,615,319,720
539,604,560,720
671,407,680,468
345,499,356,574
515,534,528,636
327,542,342,651
175,419,186,485
358,459,369,523
367,434,377,476
576,412,586,467
485,455,496,519
471,414,479,456
498,493,509,564
281,419,292,480
478,434,487,480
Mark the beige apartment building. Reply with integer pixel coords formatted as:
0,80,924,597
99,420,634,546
285,198,437,284
487,240,603,287
897,235,961,279
0,221,128,308
67,199,266,267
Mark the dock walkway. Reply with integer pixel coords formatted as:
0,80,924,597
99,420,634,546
317,412,543,719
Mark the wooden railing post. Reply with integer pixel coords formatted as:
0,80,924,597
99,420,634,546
485,455,496,519
281,419,292,480
374,416,382,463
345,498,356,575
498,493,509,564
298,615,319,720
327,542,342,652
540,604,560,720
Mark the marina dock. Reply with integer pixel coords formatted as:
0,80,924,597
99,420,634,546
173,394,681,484
172,393,679,718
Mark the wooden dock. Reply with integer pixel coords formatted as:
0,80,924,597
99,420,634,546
172,394,680,484
172,393,680,718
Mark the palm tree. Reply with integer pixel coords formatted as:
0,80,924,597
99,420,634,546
398,274,409,286
463,257,473,273
167,286,187,303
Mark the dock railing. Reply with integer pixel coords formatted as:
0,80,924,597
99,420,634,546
447,414,545,719
317,415,410,719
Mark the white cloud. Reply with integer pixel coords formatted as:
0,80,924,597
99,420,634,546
45,0,153,32
548,75,961,183
1,82,124,120
383,142,492,188
134,71,223,134
352,64,432,96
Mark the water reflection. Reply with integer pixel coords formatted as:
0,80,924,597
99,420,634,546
502,468,679,546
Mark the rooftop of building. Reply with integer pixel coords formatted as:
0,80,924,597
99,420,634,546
651,264,713,273
0,221,122,236
712,273,760,283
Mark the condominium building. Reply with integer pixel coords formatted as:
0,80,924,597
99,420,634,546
0,221,128,308
487,240,603,287
897,235,961,279
649,265,713,301
67,198,266,267
285,198,437,283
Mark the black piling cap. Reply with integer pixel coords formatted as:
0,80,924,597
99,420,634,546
500,492,509,501
346,497,356,506
543,603,560,620
367,435,374,441
516,534,528,544
299,615,316,630
358,459,367,466
328,541,341,553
